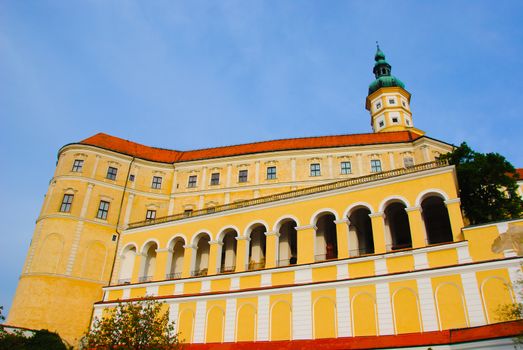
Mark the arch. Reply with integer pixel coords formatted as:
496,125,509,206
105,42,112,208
81,240,108,280
121,242,138,252
190,230,213,246
243,220,270,238
246,223,267,270
391,287,422,334
277,219,298,266
218,228,238,273
480,276,514,323
270,301,292,341
415,189,449,207
351,292,378,336
178,308,195,343
140,239,160,254
435,282,469,330
384,201,412,250
216,225,240,242
236,303,257,341
378,196,410,213
310,208,339,226
205,306,225,343
348,207,374,256
315,212,338,261
167,237,185,279
421,195,453,244
36,233,65,273
272,215,300,232
193,232,211,276
118,244,137,283
139,241,158,281
312,296,337,339
343,202,375,219
166,234,188,250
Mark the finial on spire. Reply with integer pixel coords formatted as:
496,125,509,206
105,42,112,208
376,41,380,50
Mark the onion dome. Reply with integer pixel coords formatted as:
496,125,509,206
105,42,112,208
368,44,405,95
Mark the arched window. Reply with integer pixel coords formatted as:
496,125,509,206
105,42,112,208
422,196,453,244
219,229,238,273
384,202,412,250
248,224,267,270
278,220,298,266
118,245,136,284
139,242,158,282
167,238,185,279
193,234,210,276
348,208,374,256
315,213,338,261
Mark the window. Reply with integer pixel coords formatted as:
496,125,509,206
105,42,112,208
146,209,156,220
210,173,220,185
379,121,385,128
404,157,414,168
188,175,197,188
310,163,321,177
59,194,74,213
341,161,352,174
406,118,411,126
376,102,382,110
106,166,118,180
238,169,248,183
151,176,162,189
72,160,84,172
371,159,382,173
388,98,396,104
402,101,407,107
129,174,135,182
266,166,276,179
183,209,193,217
392,117,399,123
96,200,110,220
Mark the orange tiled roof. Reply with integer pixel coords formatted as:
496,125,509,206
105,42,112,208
516,168,523,180
79,131,423,163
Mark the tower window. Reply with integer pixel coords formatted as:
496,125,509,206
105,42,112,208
389,98,396,104
96,200,110,220
151,176,162,189
146,209,156,220
188,175,197,188
267,166,277,179
310,163,321,177
341,161,352,174
376,102,382,110
59,194,74,213
406,118,411,126
402,101,406,107
371,160,382,173
106,166,118,180
72,160,84,172
238,169,248,183
210,172,220,185
392,117,399,123
379,121,385,128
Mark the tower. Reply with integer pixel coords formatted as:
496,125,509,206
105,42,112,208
366,45,423,135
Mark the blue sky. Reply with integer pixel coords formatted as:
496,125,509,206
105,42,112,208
1,1,522,317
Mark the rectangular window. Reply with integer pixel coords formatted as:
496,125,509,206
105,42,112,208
310,163,321,177
59,194,74,213
183,209,193,217
210,172,220,185
145,209,156,220
151,176,162,189
72,160,84,172
371,159,382,173
106,166,118,180
389,98,396,104
238,169,248,183
96,200,110,220
404,157,414,168
340,161,352,174
392,117,399,123
266,166,276,180
129,174,135,182
379,120,385,128
376,102,382,109
188,175,197,188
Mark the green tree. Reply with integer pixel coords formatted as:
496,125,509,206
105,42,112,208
440,142,523,225
84,298,181,349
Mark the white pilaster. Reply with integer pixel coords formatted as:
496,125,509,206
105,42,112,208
200,280,211,293
169,303,180,333
291,158,296,181
174,282,184,295
388,152,395,170
90,155,101,178
416,277,438,331
224,192,230,204
294,268,312,284
336,287,352,337
336,263,349,280
376,282,394,335
122,288,131,299
230,277,240,290
413,251,429,269
328,155,334,178
457,245,472,263
461,272,486,326
292,290,312,339
200,166,207,191
374,257,388,275
255,161,260,185
193,300,207,343
198,195,204,210
257,294,270,341
508,265,523,304
146,285,159,296
123,193,135,227
261,273,272,287
226,164,232,187
224,298,237,342
356,153,363,176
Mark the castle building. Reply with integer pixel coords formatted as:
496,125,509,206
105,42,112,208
7,47,523,348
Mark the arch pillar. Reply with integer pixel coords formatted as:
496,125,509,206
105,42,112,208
235,236,250,272
334,218,350,259
369,212,386,254
153,248,171,281
208,240,222,274
296,225,316,264
182,244,196,278
445,198,464,241
405,206,426,248
264,231,280,268
132,252,144,283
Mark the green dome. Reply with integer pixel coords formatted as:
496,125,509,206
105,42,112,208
368,45,405,95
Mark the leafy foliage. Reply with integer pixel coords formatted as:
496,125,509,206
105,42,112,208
440,142,523,225
84,298,181,349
